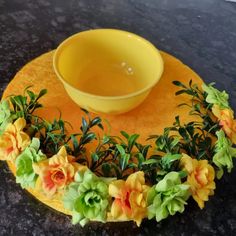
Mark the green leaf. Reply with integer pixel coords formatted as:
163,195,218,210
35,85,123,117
160,153,182,170
116,144,130,171
81,108,89,115
155,136,166,150
179,128,190,141
128,163,137,168
170,137,180,150
136,153,145,166
142,159,159,165
91,117,102,127
174,116,180,126
81,117,88,133
101,163,111,176
27,90,36,100
80,133,96,145
176,89,196,96
111,163,122,178
91,153,99,162
128,134,139,151
37,89,47,100
13,95,25,109
178,170,188,178
116,144,126,156
175,89,187,96
102,135,110,144
121,153,130,170
186,124,194,137
120,130,129,139
70,134,80,156
142,145,151,157
194,103,201,112
172,81,187,88
189,79,193,87
97,123,104,130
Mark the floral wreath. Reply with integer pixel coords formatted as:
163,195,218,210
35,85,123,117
0,80,236,227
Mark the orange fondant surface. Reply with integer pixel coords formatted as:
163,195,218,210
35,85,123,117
3,50,203,216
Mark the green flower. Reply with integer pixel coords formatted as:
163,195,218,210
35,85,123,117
147,172,190,222
15,138,46,188
63,169,109,226
202,83,229,109
0,100,13,134
213,130,236,179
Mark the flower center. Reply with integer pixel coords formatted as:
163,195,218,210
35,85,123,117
124,191,131,209
84,191,101,207
195,167,208,186
52,170,65,184
6,146,14,155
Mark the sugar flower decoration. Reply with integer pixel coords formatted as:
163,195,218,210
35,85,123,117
33,146,83,196
202,83,236,144
63,169,109,226
15,138,46,188
202,83,229,109
0,100,13,134
147,171,190,222
180,154,215,209
212,105,236,144
0,117,31,162
108,171,149,226
213,130,236,179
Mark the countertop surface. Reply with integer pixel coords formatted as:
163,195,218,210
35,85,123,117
0,0,236,235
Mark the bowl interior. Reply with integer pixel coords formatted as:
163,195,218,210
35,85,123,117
54,29,163,97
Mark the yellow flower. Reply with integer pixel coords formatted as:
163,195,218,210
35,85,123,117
212,105,236,144
0,118,30,162
33,146,87,196
108,171,149,226
180,154,215,209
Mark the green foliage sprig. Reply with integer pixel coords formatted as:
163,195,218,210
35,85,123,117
2,80,224,184
9,87,47,123
2,78,236,227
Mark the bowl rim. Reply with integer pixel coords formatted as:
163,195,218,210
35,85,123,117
53,28,164,100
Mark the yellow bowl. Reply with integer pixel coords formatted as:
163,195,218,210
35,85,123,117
53,29,164,114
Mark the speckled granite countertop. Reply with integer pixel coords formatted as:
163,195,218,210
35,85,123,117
0,0,236,235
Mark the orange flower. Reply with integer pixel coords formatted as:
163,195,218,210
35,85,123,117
180,154,215,209
212,105,236,144
33,146,86,196
0,118,30,162
108,171,149,226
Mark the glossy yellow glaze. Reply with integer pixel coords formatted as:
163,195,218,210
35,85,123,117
53,29,164,114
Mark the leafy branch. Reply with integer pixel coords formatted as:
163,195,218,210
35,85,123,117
9,88,47,123
90,131,142,178
3,80,222,183
166,80,220,160
68,110,104,165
